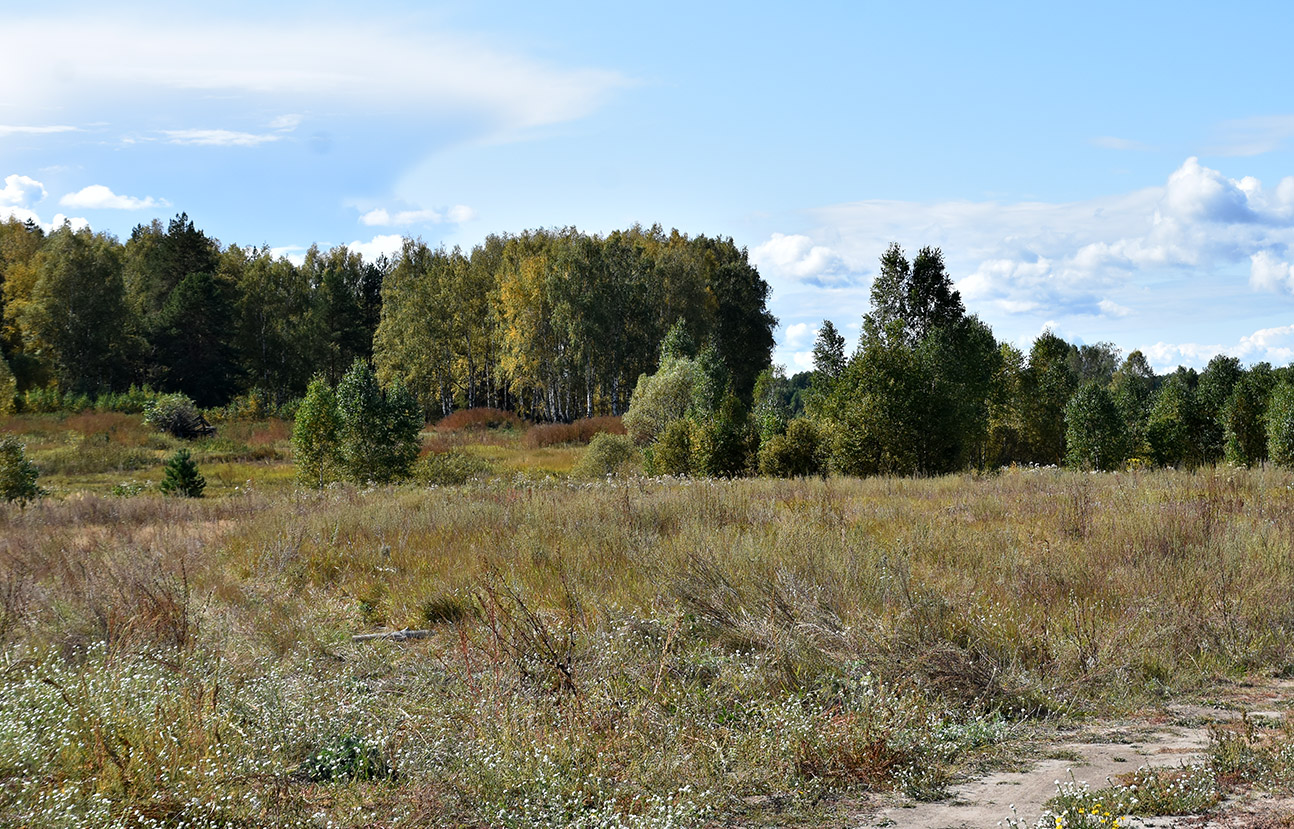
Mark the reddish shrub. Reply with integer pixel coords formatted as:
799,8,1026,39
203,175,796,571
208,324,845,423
523,416,625,448
436,408,524,432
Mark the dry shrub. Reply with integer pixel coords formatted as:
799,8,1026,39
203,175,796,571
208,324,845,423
436,407,523,431
523,416,625,448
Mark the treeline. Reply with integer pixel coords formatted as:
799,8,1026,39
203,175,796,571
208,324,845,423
0,216,775,420
625,243,1294,477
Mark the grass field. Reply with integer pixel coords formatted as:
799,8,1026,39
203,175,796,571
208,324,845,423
4,414,1294,826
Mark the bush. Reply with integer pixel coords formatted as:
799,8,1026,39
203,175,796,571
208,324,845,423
293,376,341,488
692,392,757,477
414,451,492,486
650,418,697,475
144,393,213,439
523,416,625,449
436,407,523,431
758,418,826,477
623,357,706,445
0,356,15,417
1267,381,1294,467
1064,382,1128,471
158,448,205,498
0,437,42,504
572,433,637,478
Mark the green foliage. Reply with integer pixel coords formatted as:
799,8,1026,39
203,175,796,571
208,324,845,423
758,417,826,477
144,393,210,439
1064,382,1127,471
623,356,706,445
292,375,341,488
299,735,391,783
158,448,205,498
692,391,757,477
1146,376,1198,468
1023,331,1079,465
1266,381,1294,467
650,417,697,475
0,436,42,503
0,354,15,417
1110,349,1157,455
1224,366,1273,467
336,359,423,484
572,432,637,478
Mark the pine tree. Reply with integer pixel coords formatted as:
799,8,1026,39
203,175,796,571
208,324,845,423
0,437,42,504
159,448,205,497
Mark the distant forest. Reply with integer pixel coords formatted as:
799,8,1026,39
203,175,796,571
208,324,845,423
0,214,1288,474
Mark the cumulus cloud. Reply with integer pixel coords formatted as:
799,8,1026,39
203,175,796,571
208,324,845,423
0,204,89,232
60,184,165,210
801,157,1294,322
359,205,475,226
346,234,405,263
0,174,46,206
783,322,813,349
750,233,848,285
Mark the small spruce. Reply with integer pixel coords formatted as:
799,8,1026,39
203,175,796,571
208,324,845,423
0,437,43,504
159,448,205,497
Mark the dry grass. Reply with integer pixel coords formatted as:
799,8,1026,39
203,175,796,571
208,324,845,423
2,467,1294,825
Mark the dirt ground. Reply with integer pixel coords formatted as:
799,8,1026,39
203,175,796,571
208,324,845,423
855,681,1294,829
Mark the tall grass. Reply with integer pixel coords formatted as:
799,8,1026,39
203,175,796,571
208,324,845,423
1,468,1292,825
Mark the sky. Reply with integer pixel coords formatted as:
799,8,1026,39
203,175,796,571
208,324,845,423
3,0,1294,374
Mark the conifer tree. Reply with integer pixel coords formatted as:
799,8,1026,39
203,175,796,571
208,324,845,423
159,448,205,497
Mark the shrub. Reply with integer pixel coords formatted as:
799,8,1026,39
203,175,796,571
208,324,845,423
651,418,697,475
436,407,523,431
144,393,213,439
299,735,391,783
523,416,625,448
759,418,827,477
623,357,706,445
572,433,637,478
0,437,42,504
158,448,205,498
414,451,492,486
0,356,15,417
693,392,757,477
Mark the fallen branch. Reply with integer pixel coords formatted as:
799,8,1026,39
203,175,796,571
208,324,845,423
351,629,434,643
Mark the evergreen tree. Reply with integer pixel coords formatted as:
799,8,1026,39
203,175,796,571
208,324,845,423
0,437,41,504
159,448,205,497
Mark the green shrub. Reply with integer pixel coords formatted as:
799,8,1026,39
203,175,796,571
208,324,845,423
651,418,697,475
337,360,423,484
758,417,826,477
692,392,757,477
299,735,391,783
158,448,205,498
572,432,637,478
1268,381,1294,467
1064,382,1127,471
0,437,42,503
414,451,491,486
292,376,341,488
144,393,212,439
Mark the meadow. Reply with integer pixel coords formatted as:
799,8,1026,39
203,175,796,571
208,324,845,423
3,413,1294,826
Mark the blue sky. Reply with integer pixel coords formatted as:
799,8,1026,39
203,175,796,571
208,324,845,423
4,1,1294,373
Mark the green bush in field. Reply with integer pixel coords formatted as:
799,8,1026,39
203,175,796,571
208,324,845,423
573,432,637,478
758,417,826,477
336,360,423,485
1267,381,1294,467
651,418,697,475
693,391,757,477
0,437,42,504
1064,382,1128,471
158,448,205,498
144,393,211,439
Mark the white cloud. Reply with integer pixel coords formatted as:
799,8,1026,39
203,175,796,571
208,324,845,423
161,129,282,147
0,174,45,206
359,205,476,226
0,205,89,233
269,114,302,131
0,14,627,143
1250,250,1294,293
270,245,308,266
0,125,78,138
1097,299,1133,318
801,157,1294,322
60,184,165,210
346,234,405,263
783,322,813,349
750,232,847,284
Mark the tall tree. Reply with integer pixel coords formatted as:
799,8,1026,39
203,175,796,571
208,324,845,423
1022,331,1078,464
